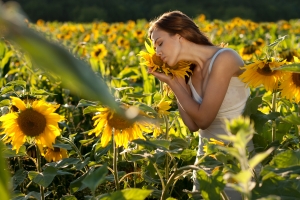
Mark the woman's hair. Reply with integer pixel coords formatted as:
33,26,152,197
148,10,213,46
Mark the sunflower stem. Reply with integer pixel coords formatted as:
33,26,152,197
35,145,45,200
271,92,277,142
58,137,89,172
163,115,170,180
133,161,137,188
113,130,120,190
298,102,300,135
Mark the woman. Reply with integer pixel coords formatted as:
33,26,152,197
147,10,252,199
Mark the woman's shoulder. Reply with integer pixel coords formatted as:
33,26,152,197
211,48,244,75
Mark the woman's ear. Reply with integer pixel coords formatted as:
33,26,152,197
176,33,182,40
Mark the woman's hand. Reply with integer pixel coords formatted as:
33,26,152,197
148,67,173,83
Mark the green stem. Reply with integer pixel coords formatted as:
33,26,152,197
298,102,300,134
161,165,200,200
119,171,141,184
113,131,120,190
271,92,277,142
163,115,170,180
36,145,45,200
153,163,165,191
133,161,137,188
58,137,89,172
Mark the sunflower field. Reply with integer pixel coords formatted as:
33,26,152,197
1,2,300,200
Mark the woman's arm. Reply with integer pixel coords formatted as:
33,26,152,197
149,50,243,130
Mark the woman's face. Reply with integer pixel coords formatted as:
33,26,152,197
151,28,181,66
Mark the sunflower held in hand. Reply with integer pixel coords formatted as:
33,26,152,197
138,40,192,78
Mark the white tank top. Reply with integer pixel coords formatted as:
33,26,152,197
187,48,250,139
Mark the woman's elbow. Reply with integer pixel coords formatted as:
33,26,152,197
196,121,211,130
188,126,199,132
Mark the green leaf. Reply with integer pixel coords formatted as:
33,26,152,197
251,111,280,133
0,50,13,69
169,138,189,150
252,175,300,199
82,164,108,195
51,158,81,168
132,139,169,151
176,149,197,161
196,169,225,200
83,105,100,115
28,166,57,187
0,99,10,107
11,169,27,190
31,89,57,96
243,96,262,117
0,142,10,200
60,195,78,200
105,171,126,182
98,188,153,200
77,99,99,108
70,173,88,194
0,4,120,113
249,148,274,169
3,145,26,158
269,150,300,168
273,63,300,73
280,112,300,125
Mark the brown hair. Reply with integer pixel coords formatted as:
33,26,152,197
148,10,214,46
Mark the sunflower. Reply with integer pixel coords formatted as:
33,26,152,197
239,58,286,91
280,56,300,103
154,98,172,117
138,40,192,78
44,147,68,162
91,44,108,60
0,97,64,153
203,138,225,158
89,104,154,148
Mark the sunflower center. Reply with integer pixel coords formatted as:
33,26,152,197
95,49,102,57
107,113,133,130
153,54,164,66
54,147,61,152
292,73,300,87
17,109,47,137
257,64,276,76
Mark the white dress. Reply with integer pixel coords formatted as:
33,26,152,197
189,48,251,199
187,48,250,152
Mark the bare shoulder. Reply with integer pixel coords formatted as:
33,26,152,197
212,48,244,76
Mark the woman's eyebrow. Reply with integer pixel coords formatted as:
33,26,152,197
153,37,160,45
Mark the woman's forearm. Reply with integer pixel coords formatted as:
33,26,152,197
177,100,199,132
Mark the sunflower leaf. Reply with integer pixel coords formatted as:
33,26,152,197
0,3,121,114
0,142,10,200
97,188,153,200
82,164,108,195
280,112,300,125
273,63,300,73
28,166,58,188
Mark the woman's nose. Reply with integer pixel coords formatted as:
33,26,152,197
156,50,162,57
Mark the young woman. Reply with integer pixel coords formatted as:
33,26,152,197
147,10,253,199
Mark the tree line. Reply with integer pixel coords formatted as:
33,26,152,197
3,0,300,23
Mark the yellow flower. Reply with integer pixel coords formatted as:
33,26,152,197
89,105,154,148
153,126,163,138
44,147,68,162
280,56,300,103
0,97,64,153
117,37,130,49
138,40,192,78
239,58,286,91
208,138,225,146
91,44,108,60
154,99,172,117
